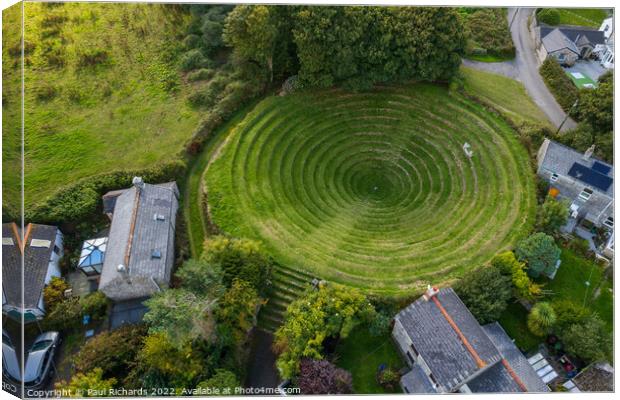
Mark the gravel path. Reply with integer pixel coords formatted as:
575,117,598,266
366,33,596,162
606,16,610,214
464,8,577,131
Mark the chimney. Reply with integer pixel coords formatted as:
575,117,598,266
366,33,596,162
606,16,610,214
583,145,595,161
132,176,144,190
423,285,440,301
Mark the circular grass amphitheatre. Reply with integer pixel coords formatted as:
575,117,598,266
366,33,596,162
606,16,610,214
205,84,535,294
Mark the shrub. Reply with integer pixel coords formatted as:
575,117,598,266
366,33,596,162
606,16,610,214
560,315,611,363
187,68,215,82
377,368,400,390
465,9,515,58
539,58,578,111
537,8,561,26
42,296,82,332
196,369,239,395
297,359,353,394
180,49,210,72
491,251,542,301
454,265,512,324
55,368,117,395
368,311,391,337
527,302,556,336
43,276,70,314
536,196,569,234
551,300,590,331
183,33,201,50
79,291,108,321
73,324,148,379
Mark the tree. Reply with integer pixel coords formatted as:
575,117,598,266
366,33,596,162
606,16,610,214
291,6,466,90
223,5,278,82
43,276,70,314
203,236,272,294
551,299,590,331
527,302,556,336
196,369,240,396
216,279,262,346
55,368,117,397
73,324,147,380
175,258,226,298
41,296,82,332
491,251,542,301
574,72,613,133
454,265,512,324
515,232,561,278
536,196,569,234
143,289,217,347
297,359,353,394
560,315,611,363
273,283,375,378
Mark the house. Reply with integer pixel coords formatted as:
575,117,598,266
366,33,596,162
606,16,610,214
537,139,614,234
2,223,63,322
534,25,606,66
594,17,614,69
392,286,550,393
98,177,179,302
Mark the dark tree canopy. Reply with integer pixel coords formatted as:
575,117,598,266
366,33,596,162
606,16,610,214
454,265,512,324
297,359,353,394
515,232,561,278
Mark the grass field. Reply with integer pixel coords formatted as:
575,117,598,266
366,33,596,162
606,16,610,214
556,8,609,27
460,66,551,126
205,84,536,294
2,2,201,210
499,302,541,352
336,327,404,394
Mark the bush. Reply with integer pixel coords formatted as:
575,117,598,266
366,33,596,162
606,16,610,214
454,265,512,324
297,359,353,394
26,160,186,225
80,291,108,321
559,315,611,363
368,311,391,337
180,49,210,72
465,9,515,58
536,196,569,234
537,8,560,26
187,68,215,82
551,300,590,331
42,296,82,332
539,58,578,111
73,324,148,379
527,302,556,336
377,368,400,390
43,277,70,314
183,34,201,50
196,369,239,395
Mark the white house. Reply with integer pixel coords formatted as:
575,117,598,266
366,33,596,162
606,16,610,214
2,223,63,322
594,17,614,69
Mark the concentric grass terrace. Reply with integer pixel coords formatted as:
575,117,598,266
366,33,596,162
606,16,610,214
205,84,536,295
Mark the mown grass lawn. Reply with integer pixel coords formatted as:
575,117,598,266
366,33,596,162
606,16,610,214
460,66,551,126
335,326,403,394
556,8,609,27
3,2,202,210
499,302,541,353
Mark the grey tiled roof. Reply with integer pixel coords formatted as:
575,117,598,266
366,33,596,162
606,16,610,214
400,364,437,394
394,288,502,391
539,139,614,196
2,223,58,309
467,361,522,393
483,322,550,392
541,26,606,49
99,181,179,301
542,28,580,54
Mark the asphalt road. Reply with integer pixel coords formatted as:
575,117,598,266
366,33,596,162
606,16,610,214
464,8,577,132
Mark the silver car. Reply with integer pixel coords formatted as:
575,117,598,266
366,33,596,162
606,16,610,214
2,329,21,382
24,331,60,388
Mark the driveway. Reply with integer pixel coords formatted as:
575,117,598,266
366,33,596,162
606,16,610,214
464,8,577,131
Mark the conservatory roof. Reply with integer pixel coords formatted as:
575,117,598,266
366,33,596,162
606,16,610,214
79,237,108,268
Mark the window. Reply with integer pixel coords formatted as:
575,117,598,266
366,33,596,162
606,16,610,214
406,352,415,364
410,343,419,357
53,245,60,255
550,173,559,182
604,217,614,229
428,373,438,387
154,213,165,221
579,188,593,201
151,250,162,259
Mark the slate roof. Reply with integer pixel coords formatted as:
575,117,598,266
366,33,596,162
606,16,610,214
482,322,550,392
541,26,606,51
394,288,502,391
99,181,179,301
401,364,437,394
2,223,58,309
542,28,580,54
466,361,523,393
573,363,614,392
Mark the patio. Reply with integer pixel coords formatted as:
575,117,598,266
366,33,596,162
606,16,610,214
563,60,607,85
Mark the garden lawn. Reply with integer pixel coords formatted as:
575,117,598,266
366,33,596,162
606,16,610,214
205,83,537,294
538,249,613,332
460,66,551,126
335,327,403,394
556,9,609,28
499,302,540,352
7,3,202,210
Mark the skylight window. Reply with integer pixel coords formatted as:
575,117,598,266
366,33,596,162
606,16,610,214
154,213,166,221
579,187,593,201
151,250,162,259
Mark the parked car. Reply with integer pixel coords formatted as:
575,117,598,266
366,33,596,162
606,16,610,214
2,329,21,382
23,331,60,388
